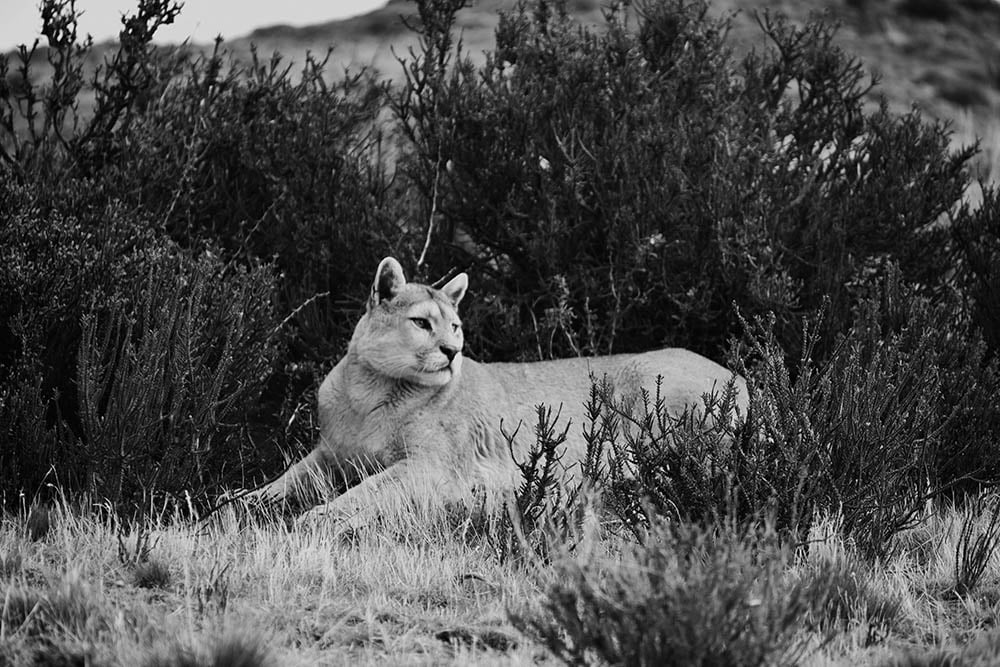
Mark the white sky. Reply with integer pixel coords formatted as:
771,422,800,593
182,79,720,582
2,1,388,51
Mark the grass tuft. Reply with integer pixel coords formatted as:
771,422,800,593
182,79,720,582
144,635,272,667
951,495,1000,598
132,558,172,590
1,587,44,632
0,550,22,578
25,506,51,542
810,557,903,645
1,571,103,639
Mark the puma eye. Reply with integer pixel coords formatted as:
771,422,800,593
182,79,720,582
410,317,432,331
452,322,461,332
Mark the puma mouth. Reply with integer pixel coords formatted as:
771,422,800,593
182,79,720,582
417,362,450,375
416,365,454,386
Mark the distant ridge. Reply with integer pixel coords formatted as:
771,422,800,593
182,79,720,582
6,0,998,160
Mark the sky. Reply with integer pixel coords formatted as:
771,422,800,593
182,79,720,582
2,0,388,51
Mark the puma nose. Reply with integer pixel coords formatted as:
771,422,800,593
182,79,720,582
440,344,459,362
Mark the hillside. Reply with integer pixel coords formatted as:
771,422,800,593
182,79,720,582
6,0,998,180
245,2,997,118
237,0,1000,183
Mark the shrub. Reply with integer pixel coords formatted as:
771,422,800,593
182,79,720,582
568,264,998,556
112,40,400,367
945,190,1000,496
395,0,974,365
0,0,185,182
0,0,401,509
0,202,279,511
488,405,588,566
2,0,997,522
74,251,278,510
510,519,832,666
855,263,1000,503
579,372,746,537
0,197,168,507
952,184,1000,357
740,270,986,558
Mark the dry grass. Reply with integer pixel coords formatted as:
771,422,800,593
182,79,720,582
5,495,1000,665
0,500,549,665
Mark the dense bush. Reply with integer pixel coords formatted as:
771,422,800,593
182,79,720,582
74,251,278,508
0,197,279,509
0,0,997,519
0,194,168,505
108,41,400,367
389,0,1000,553
579,371,745,538
397,0,973,363
739,282,951,559
570,265,999,557
510,520,835,666
953,185,1000,356
0,0,398,510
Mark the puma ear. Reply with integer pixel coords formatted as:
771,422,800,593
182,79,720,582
440,272,468,306
371,257,407,306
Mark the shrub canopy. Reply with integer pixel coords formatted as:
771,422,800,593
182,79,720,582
0,0,996,514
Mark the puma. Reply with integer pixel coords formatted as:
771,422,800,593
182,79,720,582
249,257,748,525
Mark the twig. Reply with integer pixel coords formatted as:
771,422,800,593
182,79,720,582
269,291,330,339
416,140,443,271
